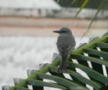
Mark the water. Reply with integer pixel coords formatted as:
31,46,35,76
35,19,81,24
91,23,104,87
0,36,88,89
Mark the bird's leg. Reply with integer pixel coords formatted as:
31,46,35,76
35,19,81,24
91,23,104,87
61,60,69,70
57,60,63,73
58,59,69,73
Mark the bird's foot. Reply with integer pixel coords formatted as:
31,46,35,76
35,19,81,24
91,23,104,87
57,67,64,73
57,63,69,73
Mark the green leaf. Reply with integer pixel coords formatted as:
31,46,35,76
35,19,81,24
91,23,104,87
28,80,67,89
84,48,108,60
39,74,89,90
69,62,108,85
71,54,108,67
66,70,102,89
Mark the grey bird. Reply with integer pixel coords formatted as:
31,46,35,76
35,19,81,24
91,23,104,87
53,27,76,72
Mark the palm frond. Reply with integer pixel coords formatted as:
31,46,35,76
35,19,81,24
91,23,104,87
8,36,108,90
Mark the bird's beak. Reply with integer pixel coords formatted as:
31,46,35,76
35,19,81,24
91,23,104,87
53,30,60,33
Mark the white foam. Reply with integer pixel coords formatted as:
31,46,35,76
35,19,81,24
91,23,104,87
0,36,88,89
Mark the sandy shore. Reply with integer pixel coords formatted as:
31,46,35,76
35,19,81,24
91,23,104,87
0,16,107,37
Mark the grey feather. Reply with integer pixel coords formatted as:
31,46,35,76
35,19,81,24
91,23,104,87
54,27,76,72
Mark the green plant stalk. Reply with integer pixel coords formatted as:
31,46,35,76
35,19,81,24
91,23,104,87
75,0,89,17
80,0,108,40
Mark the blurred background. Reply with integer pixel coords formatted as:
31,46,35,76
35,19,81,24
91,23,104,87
0,0,108,89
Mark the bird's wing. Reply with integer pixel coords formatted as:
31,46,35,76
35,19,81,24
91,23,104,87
57,35,75,56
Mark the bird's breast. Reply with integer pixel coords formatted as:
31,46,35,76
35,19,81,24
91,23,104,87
57,35,76,48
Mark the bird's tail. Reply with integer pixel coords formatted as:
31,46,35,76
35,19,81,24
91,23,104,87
59,55,68,71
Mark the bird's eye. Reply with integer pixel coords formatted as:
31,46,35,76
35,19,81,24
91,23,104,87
62,30,66,33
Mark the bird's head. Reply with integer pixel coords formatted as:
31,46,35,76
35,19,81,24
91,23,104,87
53,27,72,35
